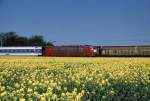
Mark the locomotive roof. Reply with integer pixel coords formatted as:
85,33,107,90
51,45,93,47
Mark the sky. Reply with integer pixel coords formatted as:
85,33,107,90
0,0,150,45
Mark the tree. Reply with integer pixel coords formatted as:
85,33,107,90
46,41,54,46
29,35,46,46
0,32,54,46
0,32,18,46
16,36,28,46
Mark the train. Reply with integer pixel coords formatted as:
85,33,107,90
0,47,42,56
0,45,150,57
94,45,150,57
43,45,96,57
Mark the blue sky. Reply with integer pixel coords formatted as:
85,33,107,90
0,0,150,45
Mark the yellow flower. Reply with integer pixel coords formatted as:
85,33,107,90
0,57,150,100
20,98,26,101
101,80,105,84
1,91,7,96
61,93,65,97
15,83,20,89
51,94,57,100
40,96,46,101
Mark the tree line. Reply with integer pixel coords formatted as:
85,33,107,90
0,32,54,47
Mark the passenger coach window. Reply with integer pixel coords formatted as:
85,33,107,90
35,49,41,53
16,50,20,52
12,50,16,53
8,50,11,53
3,50,6,52
29,49,34,52
25,50,28,52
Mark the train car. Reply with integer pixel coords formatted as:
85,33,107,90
0,46,42,56
95,45,150,57
43,45,97,57
93,46,102,56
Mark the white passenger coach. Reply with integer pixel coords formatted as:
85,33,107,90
0,47,42,56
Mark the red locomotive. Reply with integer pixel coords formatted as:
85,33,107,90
43,45,97,57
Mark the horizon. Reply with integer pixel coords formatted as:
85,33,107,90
0,0,150,45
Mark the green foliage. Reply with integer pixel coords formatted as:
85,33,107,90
0,32,54,46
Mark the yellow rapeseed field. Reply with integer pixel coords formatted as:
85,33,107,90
0,56,150,101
